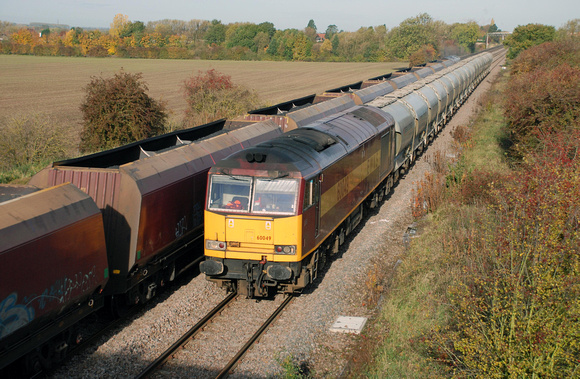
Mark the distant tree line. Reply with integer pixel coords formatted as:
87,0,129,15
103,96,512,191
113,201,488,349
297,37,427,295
0,13,551,64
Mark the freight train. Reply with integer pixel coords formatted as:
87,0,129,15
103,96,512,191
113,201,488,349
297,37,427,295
0,50,495,374
200,52,494,297
0,120,281,374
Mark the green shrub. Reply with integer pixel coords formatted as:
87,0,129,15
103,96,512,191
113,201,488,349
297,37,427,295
182,69,262,127
79,69,168,153
0,115,73,183
435,130,580,377
504,23,556,59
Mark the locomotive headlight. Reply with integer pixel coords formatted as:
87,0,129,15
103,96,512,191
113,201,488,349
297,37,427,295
206,240,226,251
274,245,296,255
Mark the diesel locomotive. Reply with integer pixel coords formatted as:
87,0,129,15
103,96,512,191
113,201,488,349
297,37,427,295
200,52,494,297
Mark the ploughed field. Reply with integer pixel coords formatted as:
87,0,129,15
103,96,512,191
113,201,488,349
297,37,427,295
0,55,402,132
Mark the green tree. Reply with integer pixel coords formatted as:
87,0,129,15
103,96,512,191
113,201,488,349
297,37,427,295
386,13,439,60
205,19,226,45
451,22,480,53
504,23,556,59
120,20,145,38
271,29,302,60
226,23,259,51
266,36,279,56
331,34,339,54
325,24,338,40
307,19,317,32
556,18,580,40
40,28,50,40
257,22,276,39
79,70,167,153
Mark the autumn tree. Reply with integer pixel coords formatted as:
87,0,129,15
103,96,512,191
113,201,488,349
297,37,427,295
109,14,130,38
504,40,580,153
266,29,303,60
408,45,437,66
182,69,262,126
79,70,167,153
292,33,312,60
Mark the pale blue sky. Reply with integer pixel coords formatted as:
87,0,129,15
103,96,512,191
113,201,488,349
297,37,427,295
2,0,578,32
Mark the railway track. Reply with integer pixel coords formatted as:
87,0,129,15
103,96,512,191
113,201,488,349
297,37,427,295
135,293,294,378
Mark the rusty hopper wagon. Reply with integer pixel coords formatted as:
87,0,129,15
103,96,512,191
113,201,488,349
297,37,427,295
231,94,355,132
0,183,109,372
29,119,281,312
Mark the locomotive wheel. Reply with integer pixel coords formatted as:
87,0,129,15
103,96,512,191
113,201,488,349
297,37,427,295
377,186,385,203
23,351,44,376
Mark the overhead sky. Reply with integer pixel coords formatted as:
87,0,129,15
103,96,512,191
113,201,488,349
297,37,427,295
2,0,578,32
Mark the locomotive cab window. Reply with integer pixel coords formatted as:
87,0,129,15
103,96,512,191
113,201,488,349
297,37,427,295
208,174,251,212
252,178,298,215
208,174,298,215
303,178,319,210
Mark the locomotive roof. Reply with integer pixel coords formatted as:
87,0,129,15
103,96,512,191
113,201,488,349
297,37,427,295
212,106,395,179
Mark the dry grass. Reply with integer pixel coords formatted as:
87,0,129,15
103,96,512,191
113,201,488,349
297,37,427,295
0,55,402,133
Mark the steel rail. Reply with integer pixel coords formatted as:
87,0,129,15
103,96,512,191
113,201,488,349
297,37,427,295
215,294,295,379
134,291,238,379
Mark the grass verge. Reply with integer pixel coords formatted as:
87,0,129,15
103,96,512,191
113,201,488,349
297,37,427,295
355,70,511,378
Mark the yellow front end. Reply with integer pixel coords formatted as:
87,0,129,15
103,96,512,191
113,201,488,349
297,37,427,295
204,210,303,262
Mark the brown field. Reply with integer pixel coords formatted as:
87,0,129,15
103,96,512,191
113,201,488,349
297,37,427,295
0,55,403,134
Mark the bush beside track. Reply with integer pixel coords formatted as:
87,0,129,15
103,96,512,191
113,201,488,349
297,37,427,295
357,40,579,378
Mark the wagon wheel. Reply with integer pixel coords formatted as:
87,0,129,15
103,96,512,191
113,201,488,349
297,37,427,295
109,294,130,318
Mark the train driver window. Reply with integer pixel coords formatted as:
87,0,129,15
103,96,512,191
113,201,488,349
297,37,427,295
303,178,319,210
207,174,251,212
252,178,298,215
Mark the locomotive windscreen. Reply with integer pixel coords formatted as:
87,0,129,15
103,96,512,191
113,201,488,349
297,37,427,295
207,174,298,215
